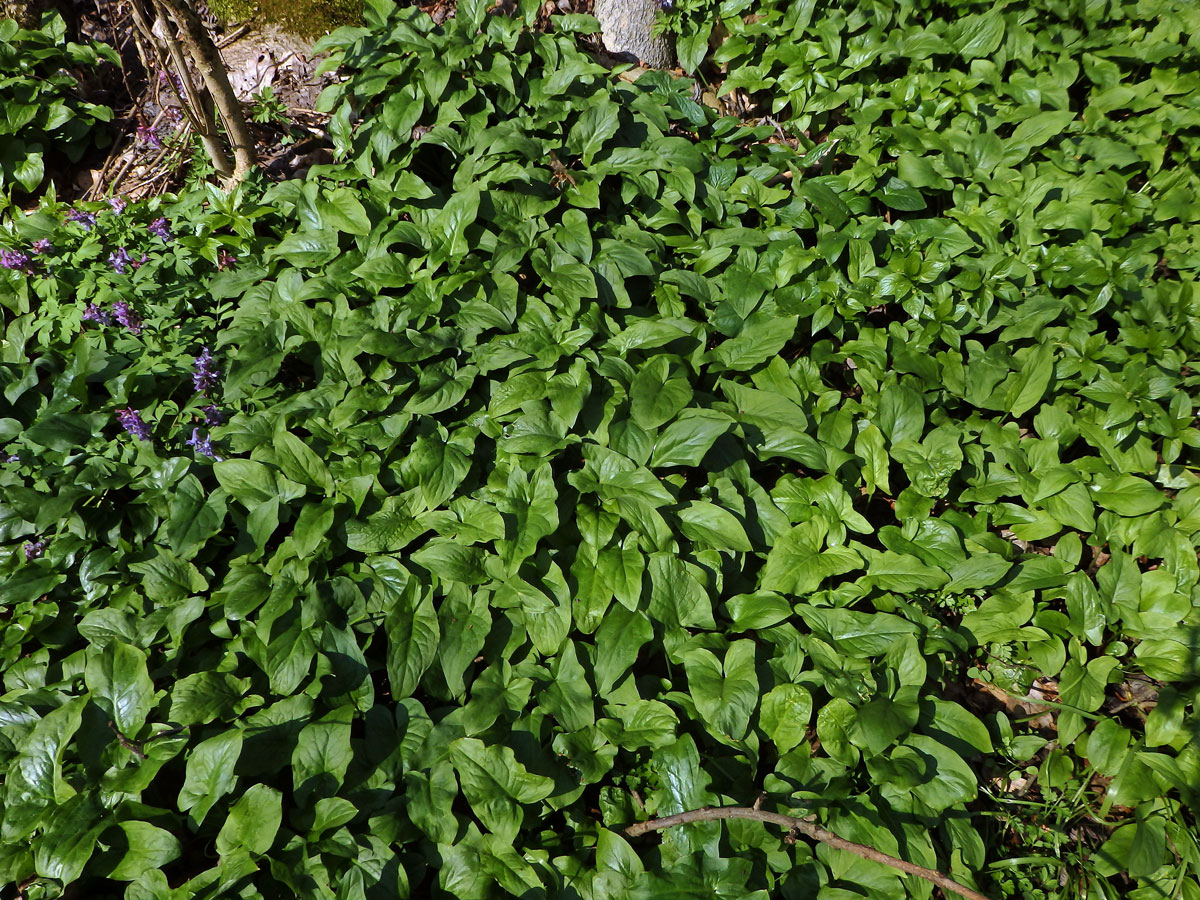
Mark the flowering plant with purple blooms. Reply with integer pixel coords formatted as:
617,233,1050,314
116,408,152,441
202,404,226,427
108,196,127,215
31,238,52,254
149,217,171,240
185,427,223,460
193,347,220,392
23,540,47,561
0,249,32,273
109,247,132,274
136,122,163,149
111,300,144,334
82,304,114,325
66,208,98,230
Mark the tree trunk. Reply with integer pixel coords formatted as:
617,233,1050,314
153,0,257,182
593,0,674,69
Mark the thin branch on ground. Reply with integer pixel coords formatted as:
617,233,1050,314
626,806,993,900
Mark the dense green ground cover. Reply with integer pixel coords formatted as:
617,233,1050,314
2,0,1200,897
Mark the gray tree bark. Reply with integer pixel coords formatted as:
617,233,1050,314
593,0,674,69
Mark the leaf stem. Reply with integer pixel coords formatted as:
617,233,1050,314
625,805,993,900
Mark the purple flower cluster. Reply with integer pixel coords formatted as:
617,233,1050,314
82,304,114,325
216,249,236,270
109,247,132,273
117,408,152,441
31,238,52,254
0,249,32,273
23,540,47,561
186,427,222,460
137,123,162,149
149,217,171,241
112,300,144,334
193,347,220,392
202,404,225,427
66,208,97,230
108,196,127,215
110,248,149,274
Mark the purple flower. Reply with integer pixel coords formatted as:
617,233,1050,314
149,217,171,240
111,300,143,335
117,408,152,441
216,249,236,270
66,208,97,230
23,540,46,561
185,427,222,460
108,196,127,215
82,304,114,325
0,249,32,273
5,453,18,463
109,247,132,274
31,238,52,254
659,0,673,9
193,347,220,392
202,404,226,427
136,123,162,149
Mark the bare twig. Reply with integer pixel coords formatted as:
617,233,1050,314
626,806,993,900
107,720,148,759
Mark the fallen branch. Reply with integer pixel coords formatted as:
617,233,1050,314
625,806,993,900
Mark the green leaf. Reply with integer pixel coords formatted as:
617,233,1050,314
169,671,248,726
1004,342,1055,418
568,99,620,164
128,547,208,604
214,459,278,506
385,576,440,700
449,738,555,842
864,551,949,593
318,187,371,235
103,821,181,881
84,641,154,737
1091,475,1164,517
1008,110,1075,153
852,688,920,755
649,410,731,468
1058,657,1120,712
760,684,812,754
630,357,692,429
682,640,759,740
594,607,653,696
178,728,243,826
677,500,752,552
267,227,341,267
949,9,1005,59
216,783,283,857
797,606,920,657
274,431,333,493
411,539,488,584
726,591,792,630
3,697,85,840
33,794,108,883
800,179,852,228
540,640,595,732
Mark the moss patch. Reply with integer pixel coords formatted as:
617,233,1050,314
209,0,362,41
